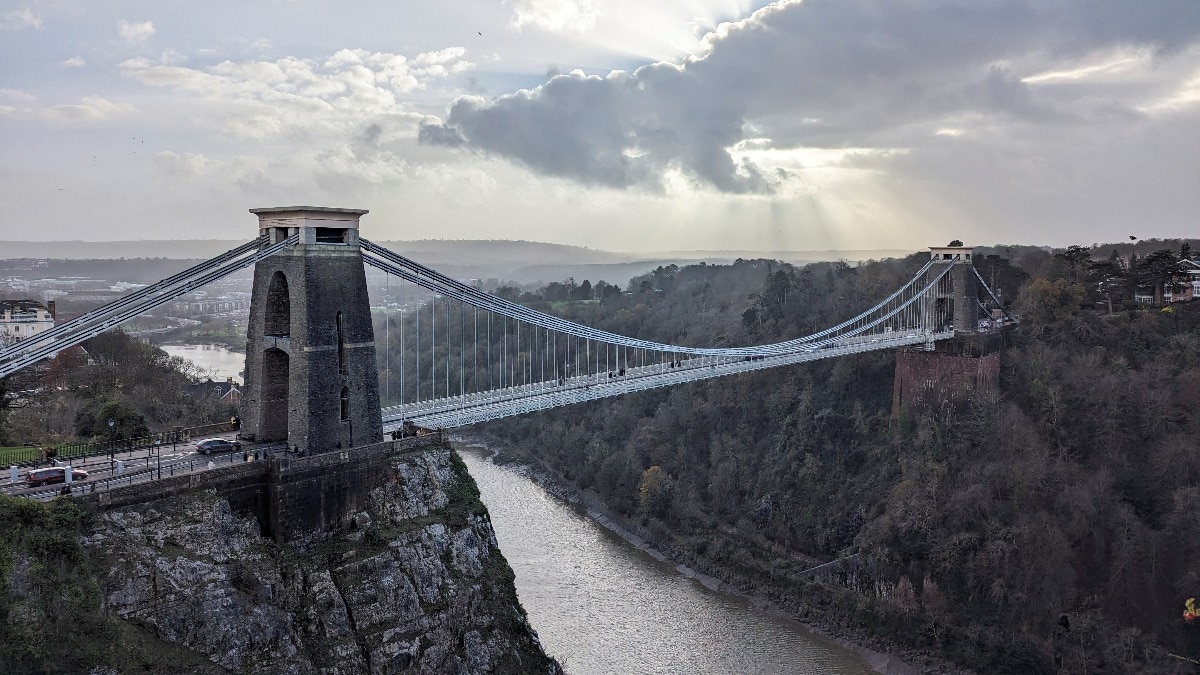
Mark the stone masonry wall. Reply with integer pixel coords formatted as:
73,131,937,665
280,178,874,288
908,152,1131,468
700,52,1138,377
892,348,1000,416
77,461,270,527
76,436,439,545
267,437,434,545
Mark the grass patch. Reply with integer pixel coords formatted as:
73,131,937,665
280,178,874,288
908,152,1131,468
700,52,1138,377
0,446,39,465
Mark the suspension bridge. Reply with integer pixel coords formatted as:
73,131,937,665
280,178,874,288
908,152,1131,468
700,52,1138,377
0,207,1009,453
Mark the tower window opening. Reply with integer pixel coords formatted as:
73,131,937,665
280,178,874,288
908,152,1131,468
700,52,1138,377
340,386,350,421
315,227,347,244
264,271,290,336
337,312,347,374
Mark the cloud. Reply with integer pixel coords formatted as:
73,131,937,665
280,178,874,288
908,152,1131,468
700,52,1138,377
60,57,87,68
0,89,37,103
417,121,466,147
117,19,155,46
41,96,133,123
423,0,1200,196
151,142,414,195
0,7,42,30
119,47,474,143
423,66,775,194
0,92,133,123
153,151,215,179
509,0,600,34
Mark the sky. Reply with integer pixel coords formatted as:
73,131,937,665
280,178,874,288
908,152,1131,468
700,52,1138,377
1,0,1198,253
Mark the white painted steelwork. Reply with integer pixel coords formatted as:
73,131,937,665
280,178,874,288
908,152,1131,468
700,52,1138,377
0,236,297,378
384,332,953,430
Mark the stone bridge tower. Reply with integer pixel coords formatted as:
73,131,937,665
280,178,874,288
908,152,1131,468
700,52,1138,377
241,207,383,454
924,244,980,333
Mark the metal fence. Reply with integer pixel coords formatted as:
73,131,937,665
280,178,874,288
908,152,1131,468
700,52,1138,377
4,421,239,467
14,443,262,500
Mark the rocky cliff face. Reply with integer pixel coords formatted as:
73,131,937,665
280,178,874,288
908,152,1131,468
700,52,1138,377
7,446,558,674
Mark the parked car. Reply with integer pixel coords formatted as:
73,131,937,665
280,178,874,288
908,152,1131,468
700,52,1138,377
26,467,89,487
195,438,242,455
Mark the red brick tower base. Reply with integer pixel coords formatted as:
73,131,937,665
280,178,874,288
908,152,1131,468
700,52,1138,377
892,336,1001,417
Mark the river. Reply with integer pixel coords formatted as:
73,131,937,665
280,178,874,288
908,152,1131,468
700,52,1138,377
159,343,245,383
457,445,876,675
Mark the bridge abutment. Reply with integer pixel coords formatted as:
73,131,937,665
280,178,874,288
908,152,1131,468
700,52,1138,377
892,336,1001,417
76,436,447,544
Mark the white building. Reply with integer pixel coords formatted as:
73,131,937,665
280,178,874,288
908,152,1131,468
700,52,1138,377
1173,258,1200,302
0,299,55,344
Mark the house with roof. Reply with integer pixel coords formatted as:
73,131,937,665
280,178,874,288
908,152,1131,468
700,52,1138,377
183,377,242,404
1166,258,1200,302
0,299,55,344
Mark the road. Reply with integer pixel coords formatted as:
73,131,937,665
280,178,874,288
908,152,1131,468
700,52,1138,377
0,433,280,501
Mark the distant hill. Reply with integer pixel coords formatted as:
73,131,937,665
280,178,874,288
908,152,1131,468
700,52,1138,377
0,240,249,260
0,239,919,286
648,249,914,264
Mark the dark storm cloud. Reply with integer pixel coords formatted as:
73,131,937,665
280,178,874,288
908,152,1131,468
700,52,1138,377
422,0,1200,193
418,122,467,147
422,66,770,193
363,123,384,147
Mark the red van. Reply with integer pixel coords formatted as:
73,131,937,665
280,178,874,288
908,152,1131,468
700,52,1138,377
26,467,89,487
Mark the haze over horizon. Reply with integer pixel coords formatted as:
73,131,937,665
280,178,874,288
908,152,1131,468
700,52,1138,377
2,1,1198,252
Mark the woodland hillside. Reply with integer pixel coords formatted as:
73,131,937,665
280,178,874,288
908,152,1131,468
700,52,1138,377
478,244,1200,673
0,332,238,449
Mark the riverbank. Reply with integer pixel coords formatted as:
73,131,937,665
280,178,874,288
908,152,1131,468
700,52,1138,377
453,434,947,675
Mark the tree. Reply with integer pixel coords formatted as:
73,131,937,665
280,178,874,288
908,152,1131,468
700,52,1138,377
1014,278,1085,332
1136,249,1179,306
638,465,674,518
980,254,1030,307
75,399,148,441
494,286,521,302
1053,245,1092,283
1088,257,1127,313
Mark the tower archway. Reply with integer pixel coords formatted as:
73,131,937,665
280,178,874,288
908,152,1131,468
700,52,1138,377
265,271,290,336
261,348,289,441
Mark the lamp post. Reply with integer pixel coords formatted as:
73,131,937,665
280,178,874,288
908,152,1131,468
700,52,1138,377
107,418,116,475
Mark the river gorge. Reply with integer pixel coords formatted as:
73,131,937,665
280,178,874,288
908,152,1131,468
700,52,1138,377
458,444,876,674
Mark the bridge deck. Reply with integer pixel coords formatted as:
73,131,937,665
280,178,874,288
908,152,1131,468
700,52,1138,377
384,332,952,429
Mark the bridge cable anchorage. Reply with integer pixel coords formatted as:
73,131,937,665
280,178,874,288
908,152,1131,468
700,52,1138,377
0,236,297,378
0,236,267,362
973,267,1018,325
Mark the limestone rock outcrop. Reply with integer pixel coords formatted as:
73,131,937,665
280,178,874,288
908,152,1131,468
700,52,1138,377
81,447,557,674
